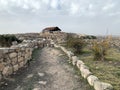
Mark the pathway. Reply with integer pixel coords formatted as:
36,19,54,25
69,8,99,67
0,47,92,90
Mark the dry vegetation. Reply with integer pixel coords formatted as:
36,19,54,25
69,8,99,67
65,35,120,90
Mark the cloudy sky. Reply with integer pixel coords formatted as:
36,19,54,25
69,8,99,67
0,0,120,35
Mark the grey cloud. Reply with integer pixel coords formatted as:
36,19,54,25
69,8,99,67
0,0,120,35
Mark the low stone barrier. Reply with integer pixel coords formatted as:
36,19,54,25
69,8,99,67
0,39,52,82
55,45,113,90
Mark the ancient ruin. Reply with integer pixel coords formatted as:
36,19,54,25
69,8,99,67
40,27,67,44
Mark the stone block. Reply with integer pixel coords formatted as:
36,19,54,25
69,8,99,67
18,52,22,58
94,81,113,90
9,52,17,58
67,51,74,59
13,64,19,72
71,56,78,65
2,66,13,76
80,68,92,78
87,75,99,86
76,60,84,69
18,57,24,62
11,57,18,65
19,62,24,68
80,64,92,78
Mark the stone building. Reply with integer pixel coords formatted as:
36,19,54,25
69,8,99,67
40,27,67,43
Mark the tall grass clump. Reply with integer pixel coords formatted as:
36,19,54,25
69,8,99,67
91,36,112,61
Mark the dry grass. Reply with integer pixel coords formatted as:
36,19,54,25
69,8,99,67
78,47,120,90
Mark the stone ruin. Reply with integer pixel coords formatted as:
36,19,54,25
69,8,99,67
40,26,67,44
0,38,53,82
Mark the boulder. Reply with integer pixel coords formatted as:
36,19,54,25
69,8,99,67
94,81,113,90
87,75,99,86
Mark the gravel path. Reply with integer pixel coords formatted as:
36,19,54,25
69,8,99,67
0,47,92,90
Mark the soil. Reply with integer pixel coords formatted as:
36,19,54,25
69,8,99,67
0,47,92,90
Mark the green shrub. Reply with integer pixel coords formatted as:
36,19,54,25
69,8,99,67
66,37,86,54
0,35,22,47
91,36,112,60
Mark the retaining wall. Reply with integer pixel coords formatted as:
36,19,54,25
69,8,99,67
0,39,52,81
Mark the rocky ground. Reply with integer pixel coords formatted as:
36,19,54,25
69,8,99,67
0,47,92,90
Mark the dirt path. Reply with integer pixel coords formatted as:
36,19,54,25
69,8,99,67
0,47,92,90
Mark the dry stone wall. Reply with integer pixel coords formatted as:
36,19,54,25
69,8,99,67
0,39,52,81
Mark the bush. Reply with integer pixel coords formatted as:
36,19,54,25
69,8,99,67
91,36,112,61
0,35,22,47
66,37,86,54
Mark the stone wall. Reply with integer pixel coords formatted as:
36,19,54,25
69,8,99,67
0,39,52,81
40,31,67,44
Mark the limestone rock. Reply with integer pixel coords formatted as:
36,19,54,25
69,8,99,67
80,68,92,78
18,57,24,63
80,64,92,78
19,62,24,68
9,52,17,58
11,57,18,65
38,81,47,85
13,64,19,72
2,66,13,76
87,75,99,86
94,81,113,90
71,56,78,65
76,60,84,69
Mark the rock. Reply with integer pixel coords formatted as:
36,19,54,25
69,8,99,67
2,66,13,76
76,60,84,69
80,64,89,70
71,56,78,65
13,64,19,72
38,81,47,85
33,88,40,90
80,64,92,78
67,51,74,59
94,81,113,90
87,75,99,86
9,52,17,58
19,62,24,68
80,68,92,78
18,57,24,63
11,57,18,65
5,83,8,86
38,73,45,77
27,74,33,78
